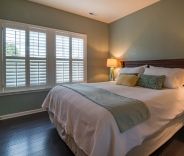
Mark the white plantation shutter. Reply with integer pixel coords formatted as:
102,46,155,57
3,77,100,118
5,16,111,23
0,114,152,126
56,35,70,83
29,31,47,86
55,34,86,83
72,37,84,82
5,28,26,88
0,19,87,93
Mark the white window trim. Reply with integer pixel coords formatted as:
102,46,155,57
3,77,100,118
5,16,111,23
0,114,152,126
0,19,87,95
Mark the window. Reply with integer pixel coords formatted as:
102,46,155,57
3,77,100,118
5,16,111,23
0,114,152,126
5,28,26,88
55,34,86,83
0,19,87,93
3,27,47,89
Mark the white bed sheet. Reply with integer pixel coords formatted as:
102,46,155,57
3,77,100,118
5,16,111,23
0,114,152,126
42,82,184,156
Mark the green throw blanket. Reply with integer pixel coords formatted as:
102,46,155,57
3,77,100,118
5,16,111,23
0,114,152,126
62,84,150,133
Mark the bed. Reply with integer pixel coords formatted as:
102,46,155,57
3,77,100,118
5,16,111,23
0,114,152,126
42,59,184,156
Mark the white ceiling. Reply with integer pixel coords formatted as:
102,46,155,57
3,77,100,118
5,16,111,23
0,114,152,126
29,0,160,23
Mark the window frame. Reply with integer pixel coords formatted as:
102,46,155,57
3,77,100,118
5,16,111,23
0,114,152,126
2,22,28,91
0,19,87,94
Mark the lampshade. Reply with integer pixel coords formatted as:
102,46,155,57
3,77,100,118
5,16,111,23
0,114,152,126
107,58,119,68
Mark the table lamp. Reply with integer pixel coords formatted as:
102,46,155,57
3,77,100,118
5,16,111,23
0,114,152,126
107,58,119,81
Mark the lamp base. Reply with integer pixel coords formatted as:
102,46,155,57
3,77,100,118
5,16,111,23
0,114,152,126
109,67,115,81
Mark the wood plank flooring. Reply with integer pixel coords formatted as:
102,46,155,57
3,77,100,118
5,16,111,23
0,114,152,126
0,112,184,156
0,112,74,156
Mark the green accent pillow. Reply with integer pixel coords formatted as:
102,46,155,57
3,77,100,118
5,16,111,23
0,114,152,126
138,74,165,90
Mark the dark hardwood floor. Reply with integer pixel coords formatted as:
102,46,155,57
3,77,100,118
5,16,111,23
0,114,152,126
0,112,74,156
0,112,184,156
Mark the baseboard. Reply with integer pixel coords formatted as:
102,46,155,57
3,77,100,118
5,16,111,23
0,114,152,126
0,108,45,120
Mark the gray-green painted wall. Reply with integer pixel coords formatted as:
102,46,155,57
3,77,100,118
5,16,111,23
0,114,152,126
110,0,184,60
0,0,109,116
1,0,184,116
0,91,48,116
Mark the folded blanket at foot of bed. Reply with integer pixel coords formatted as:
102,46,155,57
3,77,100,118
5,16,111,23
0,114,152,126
62,84,150,133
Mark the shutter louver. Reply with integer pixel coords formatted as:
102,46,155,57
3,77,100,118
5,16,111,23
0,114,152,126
56,35,70,83
29,31,47,86
5,28,26,88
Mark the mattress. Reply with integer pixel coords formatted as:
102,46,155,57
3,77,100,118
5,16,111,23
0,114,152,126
43,82,184,156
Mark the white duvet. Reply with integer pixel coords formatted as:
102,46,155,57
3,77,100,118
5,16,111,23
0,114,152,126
42,82,184,156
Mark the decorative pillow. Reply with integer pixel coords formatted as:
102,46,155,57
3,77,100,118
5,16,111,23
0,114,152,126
144,66,184,88
116,74,139,87
138,74,165,90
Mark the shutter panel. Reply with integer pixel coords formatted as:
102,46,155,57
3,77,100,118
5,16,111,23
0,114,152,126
56,35,70,59
5,28,26,88
56,35,70,83
72,60,84,82
72,37,84,82
56,60,69,83
29,31,47,86
30,31,46,58
6,59,25,87
72,37,84,59
5,28,25,57
30,60,46,85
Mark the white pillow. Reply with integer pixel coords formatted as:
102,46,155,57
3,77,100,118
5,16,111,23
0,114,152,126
119,65,146,75
144,66,184,88
115,65,146,80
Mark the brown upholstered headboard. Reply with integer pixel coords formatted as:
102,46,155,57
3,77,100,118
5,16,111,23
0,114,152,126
123,59,184,68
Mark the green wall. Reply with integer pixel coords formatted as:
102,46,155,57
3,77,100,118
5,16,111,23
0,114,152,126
0,91,48,116
0,0,109,116
1,0,184,116
110,0,184,60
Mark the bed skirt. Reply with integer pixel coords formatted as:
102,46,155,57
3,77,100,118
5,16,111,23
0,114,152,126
49,111,87,156
48,111,184,156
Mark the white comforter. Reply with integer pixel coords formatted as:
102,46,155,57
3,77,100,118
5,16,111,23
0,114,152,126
42,82,184,156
